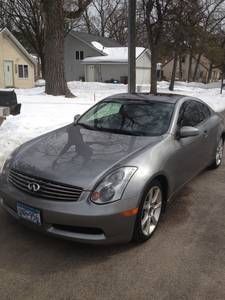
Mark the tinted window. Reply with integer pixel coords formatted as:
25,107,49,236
199,103,211,120
178,101,209,127
78,100,175,136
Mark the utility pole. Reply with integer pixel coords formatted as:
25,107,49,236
128,0,136,94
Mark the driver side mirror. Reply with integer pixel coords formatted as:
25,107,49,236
74,114,80,125
178,126,200,139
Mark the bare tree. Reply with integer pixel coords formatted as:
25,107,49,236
107,0,128,45
2,0,45,77
192,0,225,81
80,0,127,44
167,0,203,89
0,0,13,30
142,0,173,94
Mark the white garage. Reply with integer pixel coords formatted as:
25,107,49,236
82,42,151,85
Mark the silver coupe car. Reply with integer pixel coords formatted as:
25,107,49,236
0,93,224,244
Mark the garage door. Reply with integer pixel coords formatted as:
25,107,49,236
136,68,151,85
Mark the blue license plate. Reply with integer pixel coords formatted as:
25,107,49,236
17,202,42,226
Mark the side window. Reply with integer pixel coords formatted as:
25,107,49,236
18,65,29,79
178,101,203,127
76,51,80,60
200,103,211,120
76,51,84,60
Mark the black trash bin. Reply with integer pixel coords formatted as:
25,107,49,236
0,91,21,115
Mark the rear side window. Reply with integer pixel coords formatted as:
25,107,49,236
178,100,210,127
199,103,211,120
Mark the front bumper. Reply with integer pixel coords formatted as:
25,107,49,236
0,183,137,245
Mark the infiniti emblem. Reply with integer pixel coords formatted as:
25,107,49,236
28,182,40,193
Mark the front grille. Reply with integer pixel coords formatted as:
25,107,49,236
8,169,83,201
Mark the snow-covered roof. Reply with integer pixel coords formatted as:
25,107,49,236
69,31,121,51
82,41,148,64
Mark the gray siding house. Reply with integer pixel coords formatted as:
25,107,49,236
64,31,151,85
64,31,120,82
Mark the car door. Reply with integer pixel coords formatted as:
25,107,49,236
169,101,207,191
196,102,218,165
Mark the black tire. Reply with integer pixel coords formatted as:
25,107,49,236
209,137,224,170
133,180,166,243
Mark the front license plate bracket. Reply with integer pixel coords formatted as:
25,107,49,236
17,202,42,226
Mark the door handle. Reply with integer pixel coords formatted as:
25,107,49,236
203,130,208,138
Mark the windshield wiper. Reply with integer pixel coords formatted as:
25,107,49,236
95,127,144,136
77,123,95,131
77,123,145,136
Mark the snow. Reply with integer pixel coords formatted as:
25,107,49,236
85,43,146,63
91,41,105,52
0,80,225,169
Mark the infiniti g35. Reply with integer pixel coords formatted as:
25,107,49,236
0,93,224,244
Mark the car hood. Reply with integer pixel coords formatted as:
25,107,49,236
11,125,163,190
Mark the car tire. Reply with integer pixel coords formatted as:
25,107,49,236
209,137,224,169
133,180,165,243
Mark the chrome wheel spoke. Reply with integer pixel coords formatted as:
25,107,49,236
146,217,152,235
151,216,158,226
147,189,154,202
152,188,160,204
141,214,149,227
154,202,162,210
143,201,151,211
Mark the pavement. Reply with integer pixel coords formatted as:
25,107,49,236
0,145,225,299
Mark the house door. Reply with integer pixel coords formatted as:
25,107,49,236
87,65,95,82
4,61,14,87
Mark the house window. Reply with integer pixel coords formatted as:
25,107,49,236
76,51,84,60
18,65,29,78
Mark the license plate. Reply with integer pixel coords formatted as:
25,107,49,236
17,202,42,226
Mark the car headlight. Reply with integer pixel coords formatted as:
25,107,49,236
91,167,137,205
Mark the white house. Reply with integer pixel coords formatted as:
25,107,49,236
82,41,151,85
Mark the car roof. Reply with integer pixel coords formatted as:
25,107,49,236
105,93,188,104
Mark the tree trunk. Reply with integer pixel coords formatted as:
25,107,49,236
187,52,193,83
207,63,213,83
150,46,158,94
179,56,183,81
192,53,202,82
169,52,178,91
220,75,224,94
42,0,74,97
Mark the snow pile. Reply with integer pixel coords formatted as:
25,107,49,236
0,80,225,169
86,42,145,63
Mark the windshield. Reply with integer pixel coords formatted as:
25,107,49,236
78,99,175,136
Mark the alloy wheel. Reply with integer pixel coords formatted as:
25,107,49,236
141,186,162,237
216,139,224,166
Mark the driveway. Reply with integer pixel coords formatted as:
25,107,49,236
0,142,225,300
